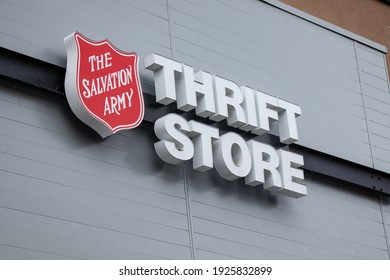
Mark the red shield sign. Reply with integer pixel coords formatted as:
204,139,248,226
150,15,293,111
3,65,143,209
64,32,144,138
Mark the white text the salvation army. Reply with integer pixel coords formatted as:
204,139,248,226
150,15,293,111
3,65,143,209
81,65,133,98
104,90,133,116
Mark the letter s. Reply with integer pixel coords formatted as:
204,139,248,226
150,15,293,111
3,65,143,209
82,78,91,98
154,113,194,165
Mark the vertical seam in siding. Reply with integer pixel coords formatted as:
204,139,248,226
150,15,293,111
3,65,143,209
166,0,195,259
379,195,390,259
383,53,390,94
182,164,196,259
166,0,176,59
353,41,376,169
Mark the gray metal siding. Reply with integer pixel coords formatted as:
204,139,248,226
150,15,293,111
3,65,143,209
1,0,390,260
168,0,376,169
356,42,390,173
0,0,171,64
380,196,390,255
0,85,191,259
187,167,388,259
1,0,389,171
1,83,390,259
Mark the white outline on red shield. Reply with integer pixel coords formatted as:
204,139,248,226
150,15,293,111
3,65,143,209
64,32,144,138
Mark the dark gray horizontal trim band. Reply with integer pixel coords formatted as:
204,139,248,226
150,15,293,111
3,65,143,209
261,0,388,53
0,46,389,195
289,144,390,195
0,47,65,96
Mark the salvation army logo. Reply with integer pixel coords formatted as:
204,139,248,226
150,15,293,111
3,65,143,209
64,32,144,138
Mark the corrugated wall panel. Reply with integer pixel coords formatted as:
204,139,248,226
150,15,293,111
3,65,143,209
380,196,390,256
169,0,374,168
356,42,390,173
1,0,389,170
0,85,191,259
1,69,390,259
187,168,388,259
0,0,170,98
1,0,390,260
0,0,172,94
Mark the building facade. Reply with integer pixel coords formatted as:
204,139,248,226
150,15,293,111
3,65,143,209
0,0,390,259
281,0,390,79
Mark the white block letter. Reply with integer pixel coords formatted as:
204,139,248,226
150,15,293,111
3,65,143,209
213,132,251,180
210,76,247,128
277,149,307,198
245,140,282,191
277,99,301,144
252,90,279,135
188,120,219,171
154,113,194,164
177,65,216,117
145,54,182,105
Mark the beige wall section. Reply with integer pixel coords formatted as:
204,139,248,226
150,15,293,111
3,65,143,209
281,0,390,79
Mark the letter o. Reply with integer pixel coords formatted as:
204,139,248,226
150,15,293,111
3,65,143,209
213,132,251,180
